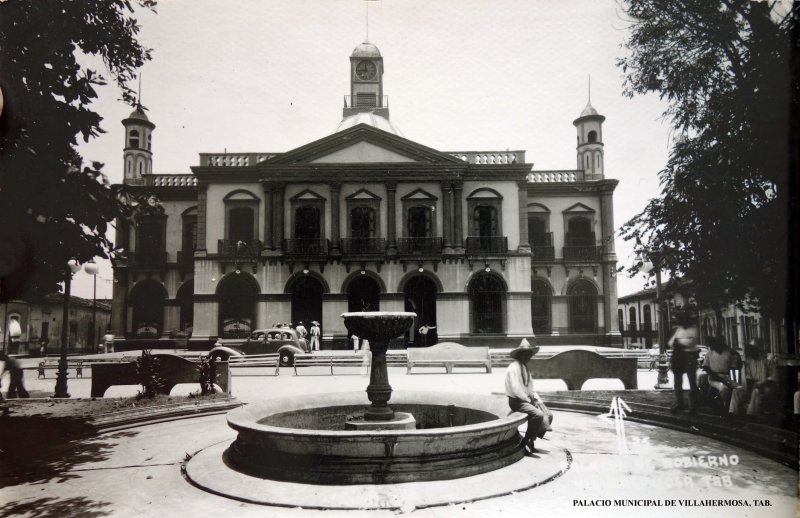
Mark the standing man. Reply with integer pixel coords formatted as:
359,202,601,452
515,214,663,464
309,321,321,352
667,309,699,414
0,352,29,398
296,321,308,340
418,324,436,347
505,338,552,454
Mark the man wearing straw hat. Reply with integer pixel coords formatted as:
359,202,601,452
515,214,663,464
505,338,553,454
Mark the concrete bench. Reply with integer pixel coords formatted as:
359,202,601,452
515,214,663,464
91,353,231,397
406,342,492,374
228,353,280,375
527,350,637,390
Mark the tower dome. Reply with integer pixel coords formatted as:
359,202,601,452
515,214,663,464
122,104,155,184
352,41,382,58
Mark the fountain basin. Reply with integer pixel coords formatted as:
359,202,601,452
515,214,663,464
226,391,527,484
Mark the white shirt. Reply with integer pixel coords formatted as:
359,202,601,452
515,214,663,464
668,325,698,352
505,361,538,401
295,325,307,338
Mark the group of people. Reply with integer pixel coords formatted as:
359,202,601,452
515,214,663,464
274,321,322,351
668,310,777,418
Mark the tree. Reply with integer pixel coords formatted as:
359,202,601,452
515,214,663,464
617,0,798,337
0,0,159,302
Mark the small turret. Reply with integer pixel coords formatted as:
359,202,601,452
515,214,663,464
122,105,155,184
573,94,605,180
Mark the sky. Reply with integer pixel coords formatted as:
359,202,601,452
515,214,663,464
72,0,673,300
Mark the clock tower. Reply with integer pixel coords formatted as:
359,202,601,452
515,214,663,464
344,41,389,119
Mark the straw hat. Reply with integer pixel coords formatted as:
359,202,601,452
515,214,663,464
509,338,539,360
311,321,320,325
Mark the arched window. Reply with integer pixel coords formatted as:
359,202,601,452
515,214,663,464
469,273,506,334
588,130,597,143
138,161,143,176
628,307,637,332
531,279,552,334
176,281,194,332
229,207,255,242
217,273,259,338
147,133,152,150
617,309,624,334
643,305,652,330
568,279,597,333
130,280,167,338
128,129,139,148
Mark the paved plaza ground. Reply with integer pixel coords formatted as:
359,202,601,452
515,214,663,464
1,362,797,517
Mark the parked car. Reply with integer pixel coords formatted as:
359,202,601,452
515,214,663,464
208,328,309,366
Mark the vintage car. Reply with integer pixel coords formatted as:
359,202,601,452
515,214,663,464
208,328,309,366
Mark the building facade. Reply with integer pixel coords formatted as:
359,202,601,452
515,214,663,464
111,41,621,349
1,295,111,354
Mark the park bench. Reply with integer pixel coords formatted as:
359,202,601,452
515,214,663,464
227,353,280,375
90,353,231,397
528,350,637,390
293,353,366,375
406,342,492,374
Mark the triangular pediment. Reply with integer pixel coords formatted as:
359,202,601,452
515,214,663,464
290,188,326,201
401,188,438,201
265,124,465,165
563,202,595,213
346,188,381,201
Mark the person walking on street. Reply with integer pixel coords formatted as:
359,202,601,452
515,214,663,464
667,309,700,414
505,338,552,454
309,321,321,352
0,352,29,398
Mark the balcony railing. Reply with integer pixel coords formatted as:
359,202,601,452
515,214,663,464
466,236,508,254
563,245,601,261
283,238,330,256
527,170,585,183
217,239,262,260
341,237,387,255
199,153,278,167
397,237,443,254
449,150,525,165
128,251,167,269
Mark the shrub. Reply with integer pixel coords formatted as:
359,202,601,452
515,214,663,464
135,350,165,399
198,355,218,396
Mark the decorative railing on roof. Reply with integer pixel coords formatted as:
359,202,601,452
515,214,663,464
199,153,278,167
151,175,197,187
527,170,585,183
448,151,525,165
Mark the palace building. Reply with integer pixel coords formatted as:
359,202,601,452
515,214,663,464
111,41,621,349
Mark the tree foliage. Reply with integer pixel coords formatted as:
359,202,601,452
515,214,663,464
618,0,797,322
0,0,159,302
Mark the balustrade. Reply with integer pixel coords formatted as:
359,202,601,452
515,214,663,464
563,245,600,261
527,170,585,183
199,153,277,167
449,151,524,164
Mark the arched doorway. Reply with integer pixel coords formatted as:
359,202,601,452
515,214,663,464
176,281,194,333
531,279,552,334
404,275,438,346
347,275,380,312
568,279,597,333
290,276,324,331
469,273,506,334
129,280,167,338
217,272,259,338
643,305,653,347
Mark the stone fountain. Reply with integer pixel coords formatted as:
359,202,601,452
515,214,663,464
341,311,416,428
221,311,528,485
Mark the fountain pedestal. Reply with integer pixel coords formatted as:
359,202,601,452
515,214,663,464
341,311,416,423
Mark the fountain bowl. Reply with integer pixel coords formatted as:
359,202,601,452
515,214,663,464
225,391,527,484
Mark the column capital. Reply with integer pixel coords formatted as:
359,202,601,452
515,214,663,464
386,181,397,192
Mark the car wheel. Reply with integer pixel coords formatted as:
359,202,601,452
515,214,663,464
280,351,294,366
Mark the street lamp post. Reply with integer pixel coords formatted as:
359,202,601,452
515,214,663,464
84,261,99,352
53,259,82,398
641,256,671,389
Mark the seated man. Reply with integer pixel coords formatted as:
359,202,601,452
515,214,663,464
697,336,741,414
730,340,777,416
505,338,553,454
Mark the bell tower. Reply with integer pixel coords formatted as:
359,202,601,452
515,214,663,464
573,88,605,180
121,104,155,185
344,41,389,119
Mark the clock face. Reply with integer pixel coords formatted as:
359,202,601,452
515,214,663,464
355,60,377,81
